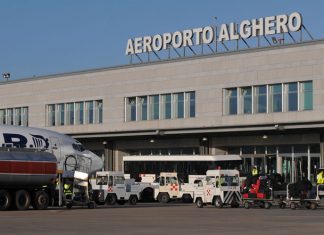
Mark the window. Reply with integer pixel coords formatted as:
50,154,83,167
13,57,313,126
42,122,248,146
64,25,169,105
137,96,148,121
269,84,282,112
46,100,102,126
75,102,84,125
287,82,298,111
66,103,74,125
240,87,252,114
150,95,159,120
300,81,313,110
47,105,55,126
186,91,195,118
254,85,267,113
0,110,5,124
125,91,195,122
161,94,172,119
57,103,65,126
225,88,237,115
174,93,184,118
126,97,136,121
85,101,94,124
95,100,103,124
224,81,312,116
0,107,28,126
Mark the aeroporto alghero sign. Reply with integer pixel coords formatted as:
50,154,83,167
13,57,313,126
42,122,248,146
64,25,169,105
126,12,302,55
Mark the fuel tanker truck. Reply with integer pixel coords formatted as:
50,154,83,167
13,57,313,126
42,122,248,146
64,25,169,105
0,148,57,210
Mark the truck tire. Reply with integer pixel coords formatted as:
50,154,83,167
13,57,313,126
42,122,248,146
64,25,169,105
33,191,49,210
196,198,203,208
310,202,317,210
181,194,193,203
158,193,170,203
129,195,138,205
0,190,11,211
15,190,31,210
214,198,223,208
107,194,117,205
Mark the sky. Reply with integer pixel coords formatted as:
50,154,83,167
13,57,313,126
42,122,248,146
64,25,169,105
0,0,323,80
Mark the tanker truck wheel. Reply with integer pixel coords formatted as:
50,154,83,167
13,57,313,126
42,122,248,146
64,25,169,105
0,190,11,211
33,191,49,210
15,190,31,210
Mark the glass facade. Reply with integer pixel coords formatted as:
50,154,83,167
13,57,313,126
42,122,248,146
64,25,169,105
125,91,195,122
228,144,320,183
46,100,103,126
224,81,313,115
0,107,28,126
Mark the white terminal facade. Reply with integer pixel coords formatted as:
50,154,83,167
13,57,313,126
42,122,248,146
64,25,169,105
1,34,324,183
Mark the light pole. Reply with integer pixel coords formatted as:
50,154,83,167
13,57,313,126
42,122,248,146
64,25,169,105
2,73,10,81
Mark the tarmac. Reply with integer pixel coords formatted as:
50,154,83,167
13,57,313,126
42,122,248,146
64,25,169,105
1,203,324,235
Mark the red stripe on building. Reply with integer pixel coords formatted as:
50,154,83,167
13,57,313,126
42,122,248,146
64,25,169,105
0,161,57,175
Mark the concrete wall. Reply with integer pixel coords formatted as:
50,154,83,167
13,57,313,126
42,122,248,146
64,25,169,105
1,41,324,135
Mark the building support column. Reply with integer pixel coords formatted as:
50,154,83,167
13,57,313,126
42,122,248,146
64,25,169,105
103,141,114,171
199,137,210,155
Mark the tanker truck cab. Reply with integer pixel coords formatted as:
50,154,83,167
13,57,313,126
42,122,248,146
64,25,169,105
194,170,241,208
92,171,141,205
154,172,193,203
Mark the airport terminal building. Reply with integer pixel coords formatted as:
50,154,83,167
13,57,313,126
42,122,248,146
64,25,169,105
1,13,324,183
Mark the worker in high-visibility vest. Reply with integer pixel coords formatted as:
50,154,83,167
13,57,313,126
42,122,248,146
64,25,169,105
317,170,324,184
64,183,73,199
252,166,258,176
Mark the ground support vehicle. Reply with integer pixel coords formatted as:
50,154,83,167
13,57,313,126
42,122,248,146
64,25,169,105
92,171,144,205
149,172,194,203
0,148,57,211
242,175,286,209
194,170,241,208
62,170,95,209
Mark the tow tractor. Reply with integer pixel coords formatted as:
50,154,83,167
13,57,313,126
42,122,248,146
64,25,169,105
194,170,241,208
62,170,95,209
92,171,143,205
151,172,194,203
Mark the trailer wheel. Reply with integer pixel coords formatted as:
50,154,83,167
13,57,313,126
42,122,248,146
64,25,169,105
0,190,11,211
66,203,72,209
196,198,203,208
214,198,223,208
129,195,138,205
33,191,49,210
279,202,286,209
243,201,250,209
15,190,31,210
310,202,317,210
158,193,170,203
290,202,297,210
107,194,117,205
264,202,271,209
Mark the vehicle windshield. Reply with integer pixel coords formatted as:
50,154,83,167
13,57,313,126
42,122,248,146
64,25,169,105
96,176,108,185
72,143,86,152
220,175,239,186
